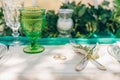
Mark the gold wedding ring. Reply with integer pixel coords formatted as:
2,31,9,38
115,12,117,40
53,54,67,60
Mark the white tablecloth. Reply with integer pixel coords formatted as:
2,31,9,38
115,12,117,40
0,44,120,80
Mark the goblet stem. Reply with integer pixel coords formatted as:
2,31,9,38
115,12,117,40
30,40,38,50
11,29,20,46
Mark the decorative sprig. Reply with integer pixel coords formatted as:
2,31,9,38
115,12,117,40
71,42,99,57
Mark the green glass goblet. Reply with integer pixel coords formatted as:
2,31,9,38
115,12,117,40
20,7,46,54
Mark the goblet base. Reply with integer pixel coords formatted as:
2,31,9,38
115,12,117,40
23,45,45,54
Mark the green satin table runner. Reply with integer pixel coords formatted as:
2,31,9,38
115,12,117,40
0,36,119,45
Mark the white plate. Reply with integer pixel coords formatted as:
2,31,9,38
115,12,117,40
107,43,120,62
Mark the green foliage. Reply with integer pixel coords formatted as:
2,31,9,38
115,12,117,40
41,10,58,38
112,0,120,37
61,1,92,38
113,0,120,15
1,1,120,38
60,1,117,38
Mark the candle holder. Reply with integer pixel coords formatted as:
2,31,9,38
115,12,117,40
57,9,73,38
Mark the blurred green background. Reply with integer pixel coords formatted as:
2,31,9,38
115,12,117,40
0,0,120,38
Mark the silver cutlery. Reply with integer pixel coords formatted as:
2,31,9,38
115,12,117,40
71,41,106,71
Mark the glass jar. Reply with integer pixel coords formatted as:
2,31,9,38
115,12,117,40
57,9,73,37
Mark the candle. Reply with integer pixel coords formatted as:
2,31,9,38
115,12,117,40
57,19,73,31
93,0,98,9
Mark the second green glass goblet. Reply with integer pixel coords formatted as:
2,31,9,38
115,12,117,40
20,8,46,54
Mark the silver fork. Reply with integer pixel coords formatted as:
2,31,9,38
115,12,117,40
75,56,88,71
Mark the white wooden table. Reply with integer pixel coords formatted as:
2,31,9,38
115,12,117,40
0,44,120,80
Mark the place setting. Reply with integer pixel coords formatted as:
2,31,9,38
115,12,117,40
0,0,120,80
